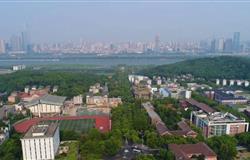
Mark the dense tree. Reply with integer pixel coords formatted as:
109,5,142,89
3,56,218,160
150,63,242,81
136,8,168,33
236,132,250,150
0,133,22,160
207,135,237,160
141,56,250,79
135,155,156,160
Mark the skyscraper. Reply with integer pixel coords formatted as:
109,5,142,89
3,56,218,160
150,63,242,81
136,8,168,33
10,34,23,52
224,38,233,53
154,35,160,52
233,32,240,53
0,39,5,54
218,38,224,52
210,39,216,53
21,31,29,51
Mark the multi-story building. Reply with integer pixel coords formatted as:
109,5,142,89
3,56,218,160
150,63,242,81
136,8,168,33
21,123,60,160
12,64,26,71
86,83,122,113
0,39,5,54
73,95,83,105
25,94,66,117
214,90,248,105
191,111,249,138
233,32,241,53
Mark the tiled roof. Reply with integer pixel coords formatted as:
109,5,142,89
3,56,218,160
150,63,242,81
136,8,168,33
169,142,217,160
186,99,215,114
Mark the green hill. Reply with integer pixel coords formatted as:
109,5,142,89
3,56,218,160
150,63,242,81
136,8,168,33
141,56,250,79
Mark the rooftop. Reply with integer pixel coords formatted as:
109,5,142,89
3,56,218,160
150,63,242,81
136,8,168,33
25,94,66,107
193,111,246,123
215,90,247,101
142,102,162,123
22,122,58,139
169,142,217,160
186,99,215,114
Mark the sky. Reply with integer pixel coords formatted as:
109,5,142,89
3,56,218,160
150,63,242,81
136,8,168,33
0,0,250,43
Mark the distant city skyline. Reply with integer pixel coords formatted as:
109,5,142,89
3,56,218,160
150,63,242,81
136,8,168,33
0,1,250,43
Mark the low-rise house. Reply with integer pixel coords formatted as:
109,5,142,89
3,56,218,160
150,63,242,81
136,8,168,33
21,123,60,160
191,110,249,138
8,92,18,103
169,142,217,160
25,94,66,117
52,86,59,93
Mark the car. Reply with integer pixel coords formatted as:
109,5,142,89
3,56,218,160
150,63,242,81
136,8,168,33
124,149,129,153
132,149,141,153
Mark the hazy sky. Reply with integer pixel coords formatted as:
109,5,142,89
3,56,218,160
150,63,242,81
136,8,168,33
0,0,250,43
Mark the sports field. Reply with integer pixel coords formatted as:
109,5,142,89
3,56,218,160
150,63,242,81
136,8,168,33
47,119,95,133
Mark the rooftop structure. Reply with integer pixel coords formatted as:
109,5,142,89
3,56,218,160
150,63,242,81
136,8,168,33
169,142,217,160
23,123,58,139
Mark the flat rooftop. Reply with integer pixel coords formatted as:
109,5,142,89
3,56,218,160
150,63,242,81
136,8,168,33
193,111,246,123
22,122,58,139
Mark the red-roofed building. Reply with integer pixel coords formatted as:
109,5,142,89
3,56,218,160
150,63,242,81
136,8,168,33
14,115,111,133
169,142,217,160
185,99,215,114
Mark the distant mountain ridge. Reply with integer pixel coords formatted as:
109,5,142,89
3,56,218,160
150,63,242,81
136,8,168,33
141,56,250,79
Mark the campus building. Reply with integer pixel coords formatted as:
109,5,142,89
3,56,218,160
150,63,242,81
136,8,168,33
21,123,60,160
191,111,249,137
25,94,66,117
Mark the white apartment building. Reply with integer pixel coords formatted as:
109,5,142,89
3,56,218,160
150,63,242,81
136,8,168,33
21,123,60,160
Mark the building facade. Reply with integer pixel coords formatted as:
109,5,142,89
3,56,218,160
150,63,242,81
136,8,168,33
191,111,249,138
21,123,60,160
25,94,66,117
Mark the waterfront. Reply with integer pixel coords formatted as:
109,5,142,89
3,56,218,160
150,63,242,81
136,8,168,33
0,54,195,67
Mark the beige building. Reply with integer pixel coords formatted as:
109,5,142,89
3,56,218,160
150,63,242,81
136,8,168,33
86,95,122,113
25,94,66,117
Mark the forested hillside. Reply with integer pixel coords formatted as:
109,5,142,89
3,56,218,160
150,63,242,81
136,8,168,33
141,56,250,79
